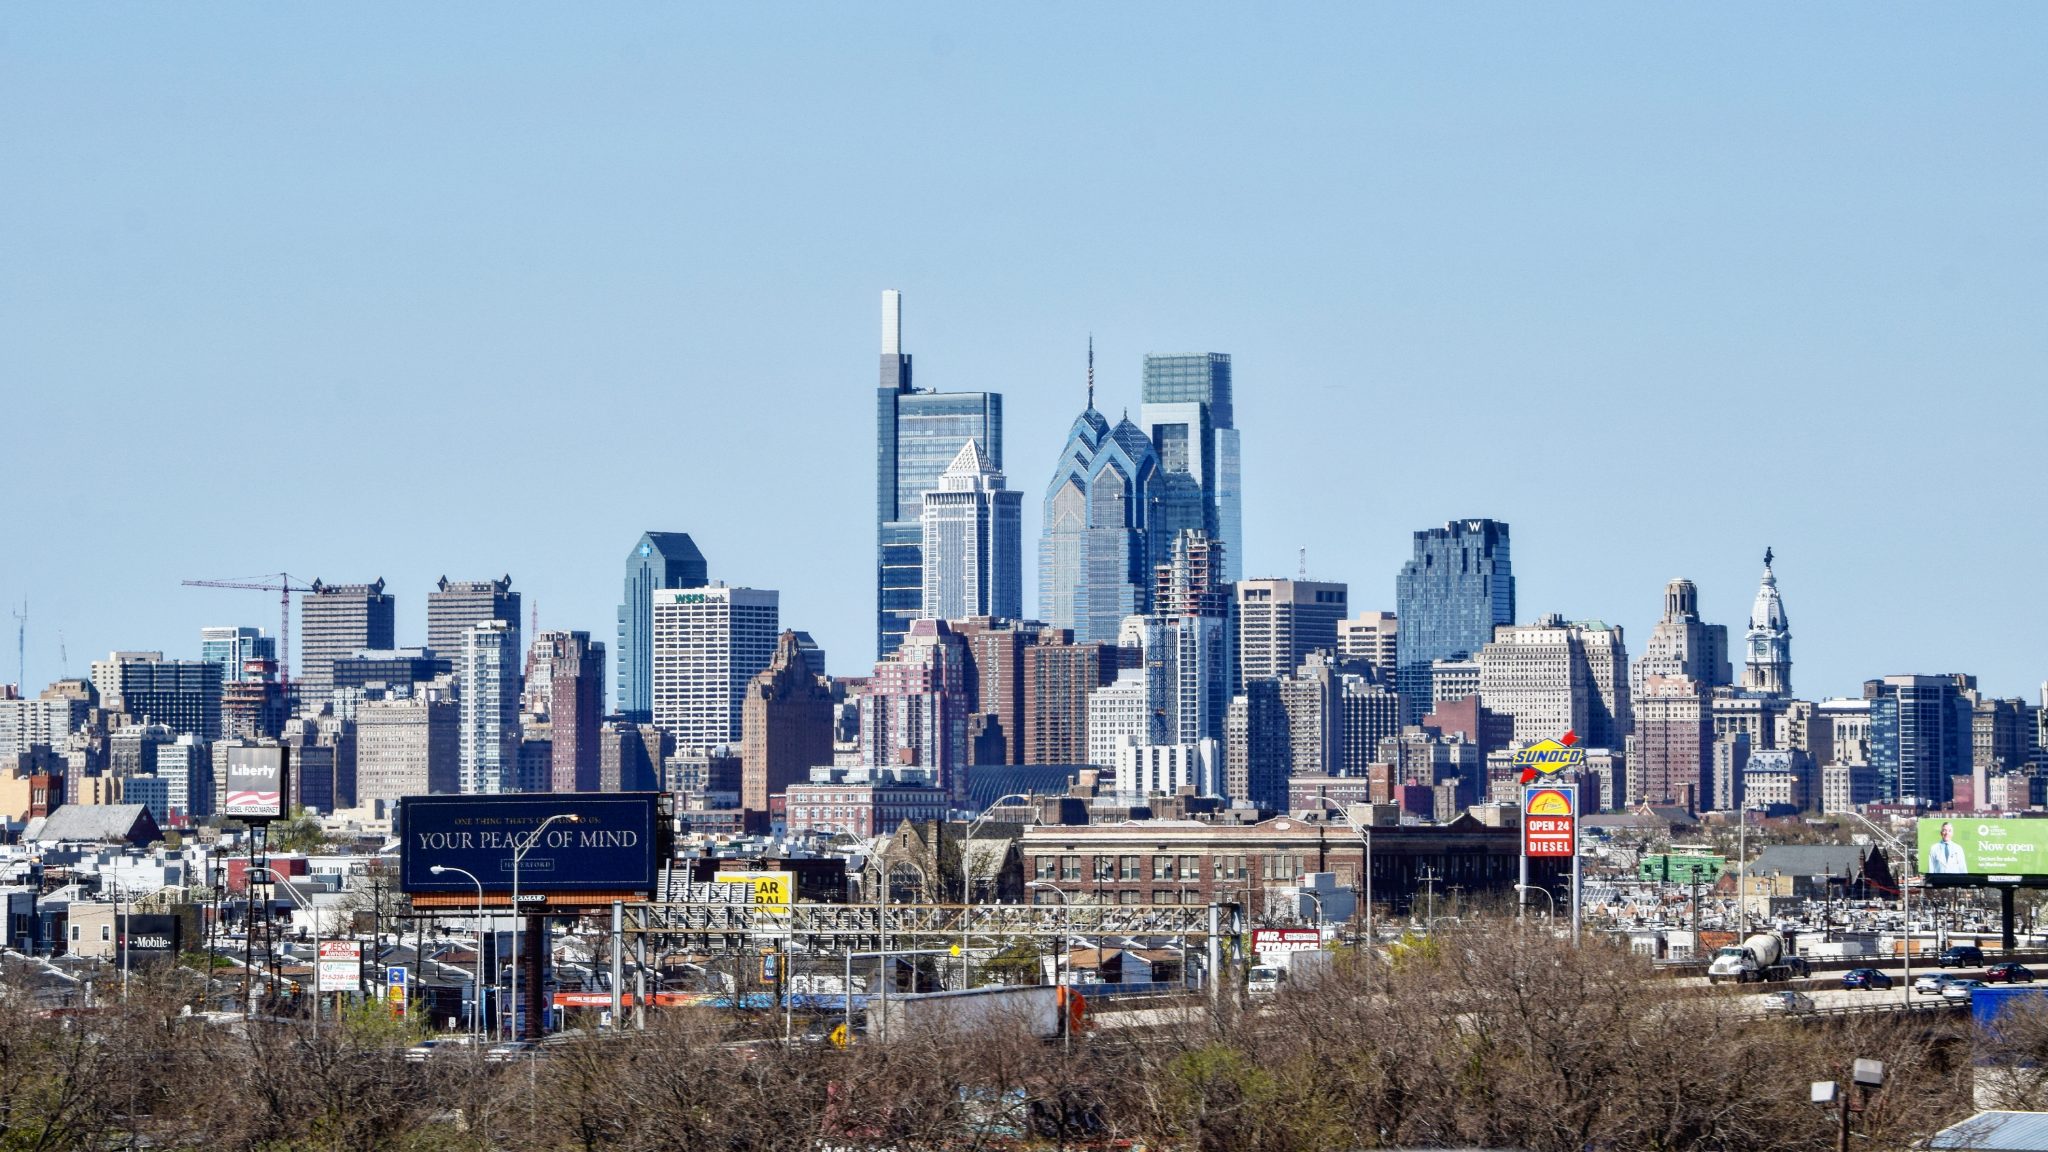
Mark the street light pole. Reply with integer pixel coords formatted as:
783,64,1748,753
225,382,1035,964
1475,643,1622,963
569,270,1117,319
511,813,581,1041
958,794,1031,990
431,865,487,1045
1849,814,1913,1004
1514,884,1557,923
1028,881,1071,1056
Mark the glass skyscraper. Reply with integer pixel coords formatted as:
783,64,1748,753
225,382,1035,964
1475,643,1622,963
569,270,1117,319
616,531,708,721
876,289,1002,660
1141,353,1241,582
1039,393,1161,645
1394,519,1515,724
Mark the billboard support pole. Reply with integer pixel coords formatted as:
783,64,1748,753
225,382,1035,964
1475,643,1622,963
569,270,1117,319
609,901,624,1028
2003,886,2018,955
1571,804,1582,947
633,911,647,1030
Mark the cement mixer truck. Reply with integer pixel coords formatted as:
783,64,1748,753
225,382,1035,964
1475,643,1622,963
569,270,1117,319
1707,932,1809,984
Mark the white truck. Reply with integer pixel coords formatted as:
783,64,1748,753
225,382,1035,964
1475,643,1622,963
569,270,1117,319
1248,948,1333,995
1707,932,1810,984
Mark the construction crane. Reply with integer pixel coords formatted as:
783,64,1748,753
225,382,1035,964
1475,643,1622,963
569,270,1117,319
181,574,312,687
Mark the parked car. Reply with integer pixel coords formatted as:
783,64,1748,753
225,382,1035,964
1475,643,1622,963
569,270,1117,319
1940,945,1985,968
1759,990,1816,1015
1843,968,1894,991
1986,963,2035,984
1942,978,1985,1003
1914,973,1957,996
484,1040,543,1063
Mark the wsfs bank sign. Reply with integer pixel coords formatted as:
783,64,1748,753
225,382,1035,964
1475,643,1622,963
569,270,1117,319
397,793,663,899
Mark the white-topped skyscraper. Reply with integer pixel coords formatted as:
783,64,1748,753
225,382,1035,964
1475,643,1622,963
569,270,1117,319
876,290,1003,660
920,440,1023,622
1141,353,1241,582
1741,549,1792,698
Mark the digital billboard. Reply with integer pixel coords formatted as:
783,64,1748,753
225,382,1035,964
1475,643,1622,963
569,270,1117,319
223,746,289,821
398,793,663,898
1918,817,2048,883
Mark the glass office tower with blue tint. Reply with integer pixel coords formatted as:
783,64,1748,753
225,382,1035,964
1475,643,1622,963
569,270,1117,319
1394,519,1515,724
1141,353,1241,582
876,289,1002,660
616,531,708,721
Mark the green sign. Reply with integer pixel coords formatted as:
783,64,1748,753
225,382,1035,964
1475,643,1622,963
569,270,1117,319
1917,817,2048,879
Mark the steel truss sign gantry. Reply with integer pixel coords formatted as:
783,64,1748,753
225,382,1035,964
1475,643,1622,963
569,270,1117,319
621,900,1222,953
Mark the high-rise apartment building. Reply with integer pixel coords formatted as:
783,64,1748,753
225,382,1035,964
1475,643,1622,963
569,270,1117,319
1022,634,1117,766
300,580,396,702
1086,668,1158,769
1276,652,1342,778
1340,677,1402,776
876,290,1002,661
112,659,223,740
616,532,709,721
528,632,604,791
951,617,1044,766
1234,578,1345,690
428,576,520,669
200,626,277,684
1152,531,1233,746
1224,682,1288,811
1041,371,1163,645
651,586,780,753
860,618,971,795
920,440,1022,622
739,632,835,819
1741,551,1792,698
1634,676,1711,808
1630,580,1731,700
1337,612,1398,683
1141,353,1241,582
457,620,519,794
1868,674,1972,806
1394,520,1514,724
355,687,459,806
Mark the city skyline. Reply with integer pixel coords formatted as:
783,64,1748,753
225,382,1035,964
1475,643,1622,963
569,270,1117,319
5,6,2045,700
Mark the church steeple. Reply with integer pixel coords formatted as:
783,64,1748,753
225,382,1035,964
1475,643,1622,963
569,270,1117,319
1741,548,1792,697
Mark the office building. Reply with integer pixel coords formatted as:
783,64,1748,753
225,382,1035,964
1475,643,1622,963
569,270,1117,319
859,618,970,795
651,586,780,753
199,626,277,684
428,576,519,673
1395,520,1514,723
109,722,175,779
527,632,604,792
1710,732,1752,812
1340,677,1403,775
1820,698,1873,766
1741,551,1793,698
1115,740,1220,798
876,290,1003,660
1141,353,1241,582
1973,697,2036,773
112,659,222,740
1087,668,1158,768
1430,658,1481,709
600,721,674,794
516,730,554,793
920,440,1023,621
1630,579,1731,700
952,617,1045,766
1022,634,1118,766
300,580,396,702
1337,612,1399,683
616,532,710,721
1475,615,1630,749
284,715,355,812
457,620,519,795
89,651,160,712
1634,676,1712,808
739,632,835,820
355,686,459,806
1744,749,1815,813
1153,530,1234,746
1868,674,1973,806
331,649,446,693
1821,763,1881,814
1234,578,1346,690
1040,365,1163,644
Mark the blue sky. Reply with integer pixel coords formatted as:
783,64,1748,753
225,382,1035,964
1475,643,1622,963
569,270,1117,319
3,5,2043,701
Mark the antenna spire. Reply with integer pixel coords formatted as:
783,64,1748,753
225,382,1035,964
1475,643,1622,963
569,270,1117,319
1086,334,1095,410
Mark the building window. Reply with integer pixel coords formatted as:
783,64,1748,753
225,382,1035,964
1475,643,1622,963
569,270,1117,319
1034,855,1057,881
1119,890,1140,905
1151,856,1175,881
101,926,111,941
1061,856,1082,882
1119,855,1141,881
1179,855,1201,880
1092,857,1115,882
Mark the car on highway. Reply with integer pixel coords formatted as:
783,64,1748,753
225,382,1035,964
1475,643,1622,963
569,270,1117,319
1986,963,2036,984
404,1037,477,1063
484,1040,543,1063
1942,978,1985,1003
1842,968,1894,991
1758,990,1816,1015
1914,973,1958,996
1940,945,1985,968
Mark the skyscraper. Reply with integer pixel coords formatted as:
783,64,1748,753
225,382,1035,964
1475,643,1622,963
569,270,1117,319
739,632,835,820
1141,353,1241,582
529,631,604,792
428,577,520,667
1742,550,1793,698
1631,579,1732,701
1234,578,1346,690
1022,633,1117,765
617,532,709,722
1394,520,1515,724
651,585,779,752
300,579,396,702
1039,351,1161,644
1475,615,1631,749
112,658,223,740
199,626,277,684
876,290,1002,661
1634,675,1711,807
920,440,1023,621
457,620,519,794
1337,612,1399,683
860,618,971,795
1868,674,1972,805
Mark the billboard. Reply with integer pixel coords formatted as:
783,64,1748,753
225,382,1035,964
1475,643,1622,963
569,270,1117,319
223,746,289,821
1918,817,2048,883
715,871,793,913
1523,785,1577,858
1512,734,1585,785
119,913,180,969
1251,928,1322,954
398,793,663,898
317,940,363,993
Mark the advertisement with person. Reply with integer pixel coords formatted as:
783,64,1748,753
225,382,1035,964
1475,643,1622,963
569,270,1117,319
1917,817,2048,881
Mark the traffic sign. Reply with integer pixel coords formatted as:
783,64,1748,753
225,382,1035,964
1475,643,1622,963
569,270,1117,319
1523,785,1577,858
829,1023,851,1049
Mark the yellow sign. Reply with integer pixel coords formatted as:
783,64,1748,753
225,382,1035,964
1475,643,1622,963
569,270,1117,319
1526,788,1573,817
1511,736,1586,777
949,944,962,958
829,1023,851,1049
714,871,793,913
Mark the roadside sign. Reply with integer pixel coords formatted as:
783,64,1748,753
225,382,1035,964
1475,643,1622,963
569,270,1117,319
761,953,779,982
1523,785,1577,858
386,965,409,1017
316,940,362,994
1512,734,1586,784
829,1023,851,1049
1251,927,1322,954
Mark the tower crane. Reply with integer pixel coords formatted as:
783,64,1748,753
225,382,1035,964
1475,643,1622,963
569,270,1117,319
180,574,312,687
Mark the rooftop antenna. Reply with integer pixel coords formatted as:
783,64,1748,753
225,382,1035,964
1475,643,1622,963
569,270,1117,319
1298,548,1308,580
530,601,538,639
1087,334,1095,410
9,600,23,690
57,630,67,678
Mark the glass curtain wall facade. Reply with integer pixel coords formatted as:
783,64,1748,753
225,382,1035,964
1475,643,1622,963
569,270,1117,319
1394,520,1515,724
1141,354,1241,582
616,532,709,721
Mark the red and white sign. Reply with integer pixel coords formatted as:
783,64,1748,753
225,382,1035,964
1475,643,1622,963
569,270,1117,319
1252,927,1323,954
1523,785,1577,858
316,940,362,993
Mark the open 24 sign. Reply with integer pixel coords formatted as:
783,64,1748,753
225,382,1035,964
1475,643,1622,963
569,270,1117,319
1522,785,1576,858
